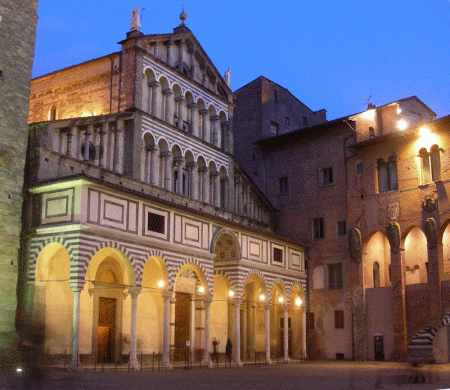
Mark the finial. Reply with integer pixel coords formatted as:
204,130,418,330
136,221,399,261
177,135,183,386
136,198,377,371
180,5,187,24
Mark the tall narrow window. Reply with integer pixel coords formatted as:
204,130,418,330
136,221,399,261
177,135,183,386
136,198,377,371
388,156,398,190
313,217,324,239
278,176,288,195
377,156,397,193
373,262,380,288
419,148,431,184
328,263,343,289
430,144,441,181
49,106,57,121
335,310,344,329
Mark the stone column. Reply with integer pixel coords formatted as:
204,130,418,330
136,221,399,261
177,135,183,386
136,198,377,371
188,102,198,136
150,81,160,118
83,126,91,161
116,120,124,174
177,39,184,73
162,291,173,369
149,145,160,186
163,88,174,124
221,121,229,152
424,217,442,320
153,41,159,58
302,309,307,359
188,45,196,77
69,281,85,370
200,64,207,87
234,299,242,366
175,157,185,194
211,171,220,207
162,151,173,191
236,177,243,214
200,167,210,203
200,109,209,141
141,144,149,183
387,222,407,360
66,127,75,157
165,40,172,65
98,125,105,167
284,305,289,363
265,303,272,364
211,115,220,147
176,96,185,130
129,287,141,369
203,296,212,367
187,162,198,200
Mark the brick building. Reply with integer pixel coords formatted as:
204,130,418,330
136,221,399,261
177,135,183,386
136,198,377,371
21,12,307,368
0,0,38,351
234,78,450,362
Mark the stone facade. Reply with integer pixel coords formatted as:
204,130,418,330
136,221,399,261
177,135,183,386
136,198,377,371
234,80,450,362
0,0,38,350
22,18,307,368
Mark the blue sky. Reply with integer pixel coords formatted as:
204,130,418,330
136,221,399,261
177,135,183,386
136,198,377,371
32,0,450,120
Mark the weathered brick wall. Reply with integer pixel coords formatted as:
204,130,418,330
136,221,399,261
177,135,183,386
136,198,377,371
28,54,121,123
0,0,38,350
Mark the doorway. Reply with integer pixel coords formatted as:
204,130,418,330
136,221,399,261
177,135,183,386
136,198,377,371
374,334,384,361
174,292,191,361
97,297,116,363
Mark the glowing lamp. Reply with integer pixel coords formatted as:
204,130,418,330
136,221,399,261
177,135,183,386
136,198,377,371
278,297,284,303
397,119,408,131
295,298,302,306
198,286,205,293
157,280,164,288
228,290,235,297
259,294,266,301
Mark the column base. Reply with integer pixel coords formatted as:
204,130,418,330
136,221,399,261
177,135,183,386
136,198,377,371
201,358,213,368
236,361,243,367
163,361,173,370
283,358,290,364
67,361,80,371
130,358,140,370
265,357,273,365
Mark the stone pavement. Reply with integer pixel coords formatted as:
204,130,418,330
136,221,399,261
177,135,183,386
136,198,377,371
3,361,450,389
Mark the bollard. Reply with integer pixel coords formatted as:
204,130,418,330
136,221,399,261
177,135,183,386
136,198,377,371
140,351,143,372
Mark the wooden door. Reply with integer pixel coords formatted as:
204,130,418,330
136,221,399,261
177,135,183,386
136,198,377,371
174,292,190,361
97,297,116,363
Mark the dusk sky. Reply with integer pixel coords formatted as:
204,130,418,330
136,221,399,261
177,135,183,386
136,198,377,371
32,0,450,120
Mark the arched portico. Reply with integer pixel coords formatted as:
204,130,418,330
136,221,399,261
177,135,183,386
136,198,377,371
82,247,136,365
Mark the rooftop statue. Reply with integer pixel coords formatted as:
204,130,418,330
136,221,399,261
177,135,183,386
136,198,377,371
224,69,231,86
130,7,141,31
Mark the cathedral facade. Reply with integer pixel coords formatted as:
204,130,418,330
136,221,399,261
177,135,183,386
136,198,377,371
22,14,307,368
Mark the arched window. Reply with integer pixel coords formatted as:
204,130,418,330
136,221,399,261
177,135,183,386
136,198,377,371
419,147,431,184
377,156,398,193
388,156,398,191
419,145,441,184
373,262,380,288
430,144,441,182
49,106,57,121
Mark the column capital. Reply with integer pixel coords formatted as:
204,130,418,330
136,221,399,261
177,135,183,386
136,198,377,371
161,290,173,300
174,95,185,102
69,280,85,293
186,161,197,169
202,295,213,305
162,88,173,96
199,108,209,115
210,170,219,177
188,44,196,54
146,144,159,152
232,298,243,306
148,81,160,88
210,114,219,121
128,286,142,297
187,102,198,109
160,150,172,158
198,166,209,173
164,39,172,47
174,156,185,164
